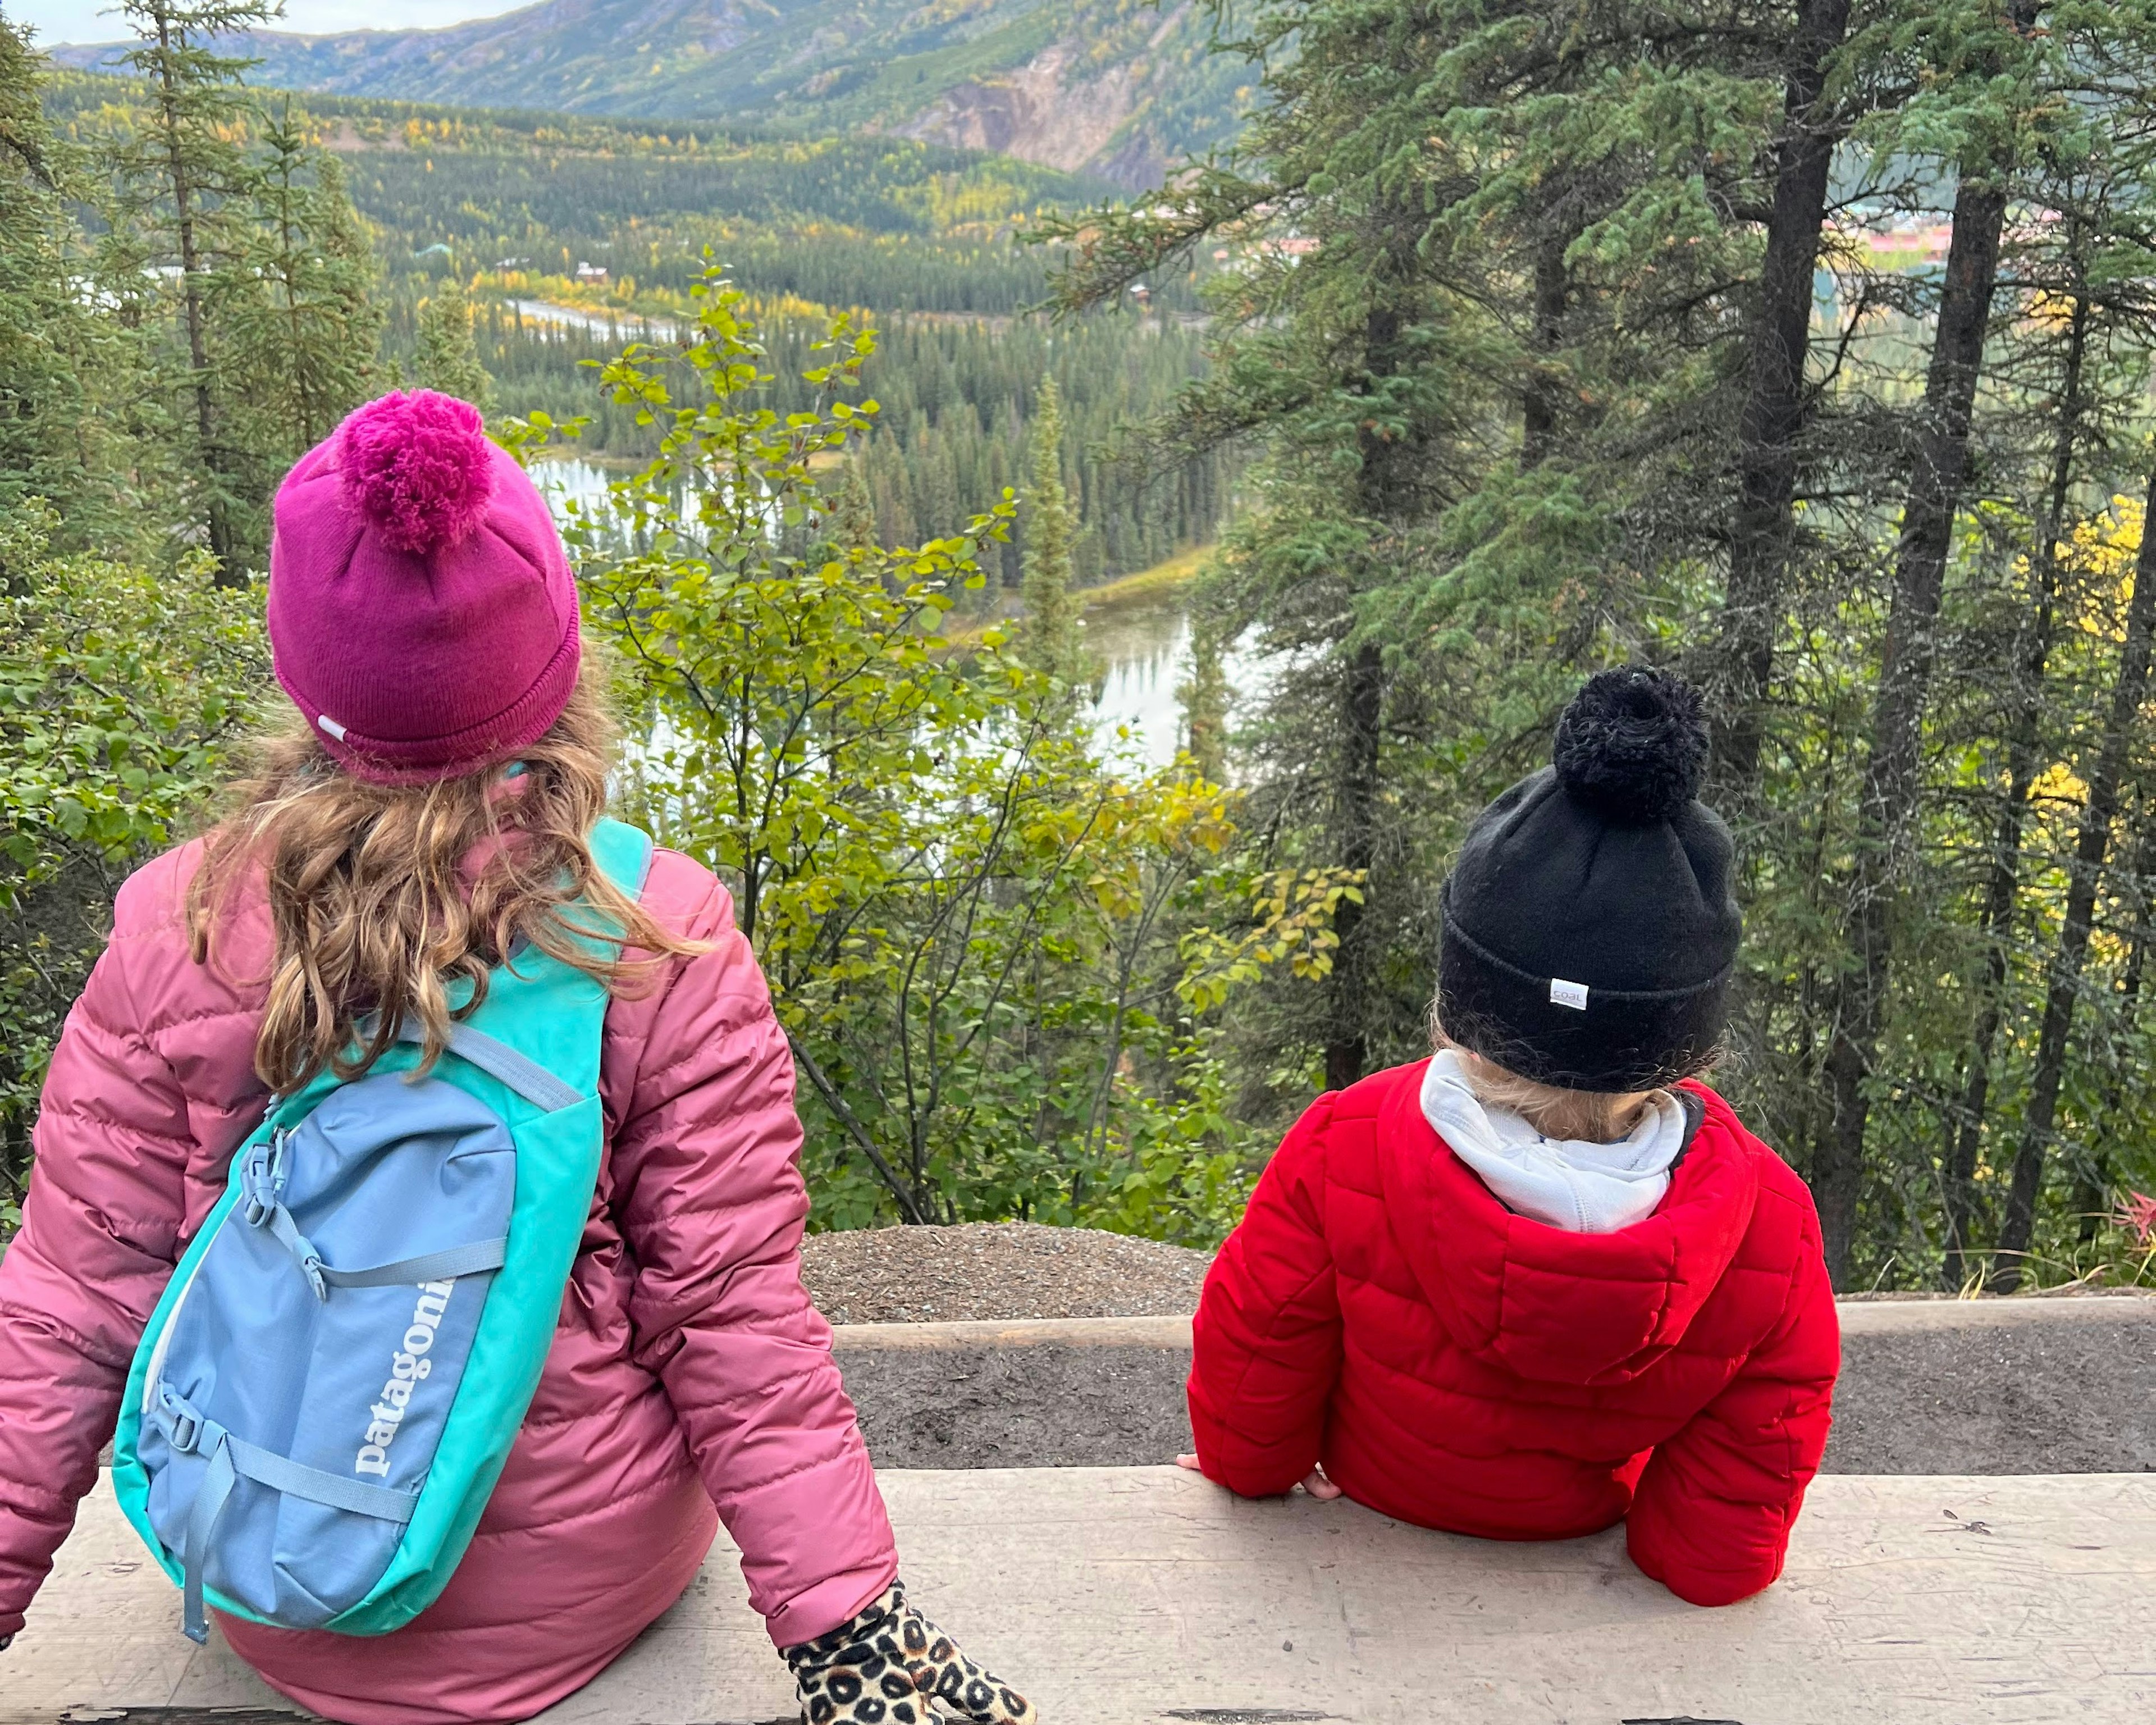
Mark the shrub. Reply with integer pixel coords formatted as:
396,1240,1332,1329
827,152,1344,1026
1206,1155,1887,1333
0,502,266,1230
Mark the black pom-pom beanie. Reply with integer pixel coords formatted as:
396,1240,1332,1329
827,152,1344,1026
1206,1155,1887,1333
1437,665,1741,1093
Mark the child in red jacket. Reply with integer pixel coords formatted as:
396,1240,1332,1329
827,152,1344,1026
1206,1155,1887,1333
1182,667,1839,1607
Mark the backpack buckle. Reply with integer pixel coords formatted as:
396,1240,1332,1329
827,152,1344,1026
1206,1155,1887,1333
241,1135,286,1227
159,1388,202,1455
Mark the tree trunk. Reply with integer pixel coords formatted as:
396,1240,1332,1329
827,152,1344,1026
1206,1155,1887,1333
1520,227,1569,467
1990,464,2156,1290
153,6,236,581
1324,637,1386,1090
1710,0,1856,803
1941,284,2090,1287
1816,169,2015,1285
2073,814,2151,1245
1324,302,1410,1091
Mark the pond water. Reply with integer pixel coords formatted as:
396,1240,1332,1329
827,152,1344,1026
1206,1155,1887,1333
532,457,633,517
1082,598,1198,770
537,461,1232,770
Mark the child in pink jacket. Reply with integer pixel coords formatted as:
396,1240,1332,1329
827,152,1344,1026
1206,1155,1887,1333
0,392,1032,1725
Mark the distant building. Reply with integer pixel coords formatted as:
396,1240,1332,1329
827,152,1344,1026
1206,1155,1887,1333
576,262,610,285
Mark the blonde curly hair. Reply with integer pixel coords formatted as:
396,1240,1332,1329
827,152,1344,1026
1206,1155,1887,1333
1431,1013,1655,1144
189,661,700,1096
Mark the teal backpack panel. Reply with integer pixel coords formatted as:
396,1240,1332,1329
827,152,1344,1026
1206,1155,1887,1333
111,819,654,1640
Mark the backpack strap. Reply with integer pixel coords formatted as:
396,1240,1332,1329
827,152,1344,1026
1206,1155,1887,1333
152,1381,417,1642
390,1018,583,1111
588,817,656,905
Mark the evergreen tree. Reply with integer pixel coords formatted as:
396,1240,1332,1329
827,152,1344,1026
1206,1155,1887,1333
1994,473,2156,1287
1,13,79,553
1020,375,1088,689
0,13,157,555
1815,0,2051,1277
227,98,381,460
411,279,491,407
105,0,279,578
829,458,879,552
1706,0,1859,805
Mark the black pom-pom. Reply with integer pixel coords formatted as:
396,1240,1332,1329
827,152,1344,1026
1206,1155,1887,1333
1552,666,1708,822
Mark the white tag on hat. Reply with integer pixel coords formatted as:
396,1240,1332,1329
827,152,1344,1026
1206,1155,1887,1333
1549,977,1589,1011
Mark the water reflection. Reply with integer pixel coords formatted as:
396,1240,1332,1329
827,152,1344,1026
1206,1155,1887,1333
1084,600,1196,771
531,457,622,515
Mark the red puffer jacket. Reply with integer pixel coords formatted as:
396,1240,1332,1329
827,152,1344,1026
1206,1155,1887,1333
1189,1059,1838,1607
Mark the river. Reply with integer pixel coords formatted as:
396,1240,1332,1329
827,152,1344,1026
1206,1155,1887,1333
537,458,1224,770
507,300,682,341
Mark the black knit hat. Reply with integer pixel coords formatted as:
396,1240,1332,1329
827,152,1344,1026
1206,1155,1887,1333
1437,666,1741,1093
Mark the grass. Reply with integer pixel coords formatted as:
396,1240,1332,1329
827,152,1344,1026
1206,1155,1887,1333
1081,546,1212,611
933,546,1212,651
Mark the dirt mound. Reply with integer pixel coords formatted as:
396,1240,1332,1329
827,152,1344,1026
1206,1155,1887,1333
800,1221,1212,1324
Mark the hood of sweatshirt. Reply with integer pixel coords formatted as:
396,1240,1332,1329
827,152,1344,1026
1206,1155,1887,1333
1417,1049,1696,1234
1377,1058,1760,1386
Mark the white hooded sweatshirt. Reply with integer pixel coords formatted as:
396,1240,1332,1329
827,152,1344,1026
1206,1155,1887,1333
1417,1049,1691,1234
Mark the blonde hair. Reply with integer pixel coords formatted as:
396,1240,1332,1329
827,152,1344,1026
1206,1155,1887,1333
189,662,701,1096
1431,1015,1653,1144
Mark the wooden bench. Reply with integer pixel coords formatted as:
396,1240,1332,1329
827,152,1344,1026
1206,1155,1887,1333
6,1464,2153,1724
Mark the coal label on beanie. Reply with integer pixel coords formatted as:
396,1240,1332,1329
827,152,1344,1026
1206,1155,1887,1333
1550,977,1589,1011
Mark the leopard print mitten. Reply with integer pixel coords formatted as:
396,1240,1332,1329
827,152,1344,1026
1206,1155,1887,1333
784,1581,1035,1725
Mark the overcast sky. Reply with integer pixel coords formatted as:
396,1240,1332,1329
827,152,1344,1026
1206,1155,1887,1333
11,0,527,44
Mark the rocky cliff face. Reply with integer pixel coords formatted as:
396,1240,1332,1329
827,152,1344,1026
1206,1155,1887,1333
51,0,1251,189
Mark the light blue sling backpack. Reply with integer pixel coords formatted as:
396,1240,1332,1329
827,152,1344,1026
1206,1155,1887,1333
110,818,654,1644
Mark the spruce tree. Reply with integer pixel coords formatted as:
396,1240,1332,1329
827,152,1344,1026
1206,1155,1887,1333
412,279,491,408
1,13,79,544
1707,0,1859,805
228,98,381,461
1020,375,1088,690
0,13,156,553
1993,473,2156,1288
106,0,278,579
830,458,880,552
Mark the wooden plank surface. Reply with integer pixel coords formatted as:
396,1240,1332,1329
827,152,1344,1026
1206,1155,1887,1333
7,1466,2153,1724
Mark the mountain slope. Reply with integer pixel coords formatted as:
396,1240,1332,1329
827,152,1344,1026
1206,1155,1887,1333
51,0,1253,188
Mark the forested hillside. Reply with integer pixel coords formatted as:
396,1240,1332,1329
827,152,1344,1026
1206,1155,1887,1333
47,0,1254,188
38,69,1234,585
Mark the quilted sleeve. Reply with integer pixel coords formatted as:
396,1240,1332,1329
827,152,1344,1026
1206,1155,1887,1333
0,932,195,1639
1625,1196,1840,1607
610,856,896,1651
1187,1091,1344,1497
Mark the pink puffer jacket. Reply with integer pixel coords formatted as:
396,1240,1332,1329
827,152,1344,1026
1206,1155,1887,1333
0,839,898,1724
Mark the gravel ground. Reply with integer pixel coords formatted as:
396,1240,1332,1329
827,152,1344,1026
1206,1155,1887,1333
799,1222,1213,1324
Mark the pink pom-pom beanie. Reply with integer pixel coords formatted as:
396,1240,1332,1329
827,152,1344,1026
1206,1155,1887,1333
267,389,582,786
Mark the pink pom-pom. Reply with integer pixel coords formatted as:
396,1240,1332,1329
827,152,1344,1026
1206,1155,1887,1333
335,390,497,554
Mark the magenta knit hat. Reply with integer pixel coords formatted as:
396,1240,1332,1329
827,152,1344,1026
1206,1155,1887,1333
267,390,582,786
